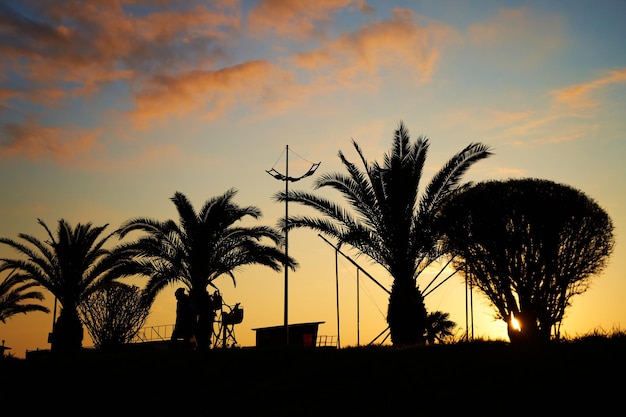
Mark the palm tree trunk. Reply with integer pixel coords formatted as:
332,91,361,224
191,289,217,350
51,309,84,352
387,278,427,346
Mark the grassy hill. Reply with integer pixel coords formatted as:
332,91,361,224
2,334,624,415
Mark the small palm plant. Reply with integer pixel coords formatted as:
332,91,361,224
425,311,456,345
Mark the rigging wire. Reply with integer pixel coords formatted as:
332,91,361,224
336,255,386,319
268,146,319,171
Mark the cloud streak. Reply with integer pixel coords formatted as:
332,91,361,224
128,60,297,128
0,121,103,166
292,8,455,86
551,68,626,110
248,0,373,40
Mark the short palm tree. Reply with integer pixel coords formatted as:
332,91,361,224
0,269,50,324
425,311,456,345
273,121,492,346
115,189,298,349
0,219,123,352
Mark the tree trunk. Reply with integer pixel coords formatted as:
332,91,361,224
191,289,217,350
387,278,427,346
507,311,542,346
51,309,84,353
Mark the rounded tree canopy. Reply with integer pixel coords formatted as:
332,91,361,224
436,177,615,342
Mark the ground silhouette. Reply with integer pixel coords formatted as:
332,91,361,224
2,335,623,415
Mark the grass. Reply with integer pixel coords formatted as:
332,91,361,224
2,331,624,415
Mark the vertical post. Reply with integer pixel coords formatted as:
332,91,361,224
266,146,319,347
465,274,469,342
335,248,340,349
222,305,227,348
356,269,360,346
49,297,57,346
470,280,474,340
284,145,289,346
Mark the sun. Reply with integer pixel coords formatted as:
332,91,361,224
510,312,521,331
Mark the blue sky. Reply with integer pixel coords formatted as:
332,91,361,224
1,0,625,357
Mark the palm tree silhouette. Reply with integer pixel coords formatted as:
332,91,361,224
273,121,492,346
115,189,299,349
425,311,456,344
0,269,50,323
0,219,123,352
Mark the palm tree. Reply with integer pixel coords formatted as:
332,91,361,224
0,219,123,352
0,269,50,323
425,311,456,345
115,189,299,349
273,121,492,346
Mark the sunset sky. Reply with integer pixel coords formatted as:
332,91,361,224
1,0,625,358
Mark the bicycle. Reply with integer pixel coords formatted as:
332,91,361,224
212,301,244,348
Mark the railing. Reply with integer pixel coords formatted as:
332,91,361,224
132,325,338,348
316,335,338,348
131,324,174,343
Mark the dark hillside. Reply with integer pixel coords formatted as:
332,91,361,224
2,337,624,415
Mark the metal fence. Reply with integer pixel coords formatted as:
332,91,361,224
131,324,174,343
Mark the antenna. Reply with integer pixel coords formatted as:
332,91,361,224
266,145,320,345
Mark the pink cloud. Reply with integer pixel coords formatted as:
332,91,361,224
248,0,373,40
128,60,296,129
0,120,104,166
551,68,626,110
128,7,456,128
0,117,187,170
292,8,456,86
0,1,240,101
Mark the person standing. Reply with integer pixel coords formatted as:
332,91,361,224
171,288,197,349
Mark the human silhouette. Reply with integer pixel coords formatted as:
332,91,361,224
171,288,198,349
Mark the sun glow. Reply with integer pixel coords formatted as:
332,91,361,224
510,313,521,331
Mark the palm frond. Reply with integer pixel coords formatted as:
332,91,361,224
420,142,493,213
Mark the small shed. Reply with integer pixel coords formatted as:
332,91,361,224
252,322,324,348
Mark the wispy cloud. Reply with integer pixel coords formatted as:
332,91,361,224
292,8,457,86
0,1,240,100
551,68,626,110
467,8,564,70
128,60,297,128
130,6,456,127
248,0,373,40
0,120,103,166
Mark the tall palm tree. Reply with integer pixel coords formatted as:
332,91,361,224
115,189,299,349
0,219,123,352
273,121,492,346
0,269,50,324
